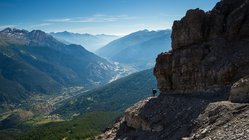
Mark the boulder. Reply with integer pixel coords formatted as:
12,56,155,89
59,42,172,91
229,76,249,103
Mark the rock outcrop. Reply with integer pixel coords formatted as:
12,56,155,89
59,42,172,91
154,0,249,94
96,0,249,139
229,75,249,103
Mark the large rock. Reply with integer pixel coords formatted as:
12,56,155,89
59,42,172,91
172,9,206,50
97,95,211,140
172,0,249,50
154,0,249,94
229,76,249,103
124,98,153,131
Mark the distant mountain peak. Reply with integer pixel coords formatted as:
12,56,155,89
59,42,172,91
57,31,72,35
0,28,29,36
0,28,61,46
29,30,53,41
62,31,70,33
142,29,149,32
1,27,13,33
132,29,149,34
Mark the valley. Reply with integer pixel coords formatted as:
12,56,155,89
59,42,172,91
50,31,120,52
0,69,156,140
0,26,165,139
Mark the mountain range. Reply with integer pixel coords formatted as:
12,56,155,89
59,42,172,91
96,29,171,70
0,28,119,106
0,28,170,139
50,31,120,52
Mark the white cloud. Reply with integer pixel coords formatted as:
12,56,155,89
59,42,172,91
30,23,52,28
46,14,137,23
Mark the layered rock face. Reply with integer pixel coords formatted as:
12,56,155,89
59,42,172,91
154,0,249,94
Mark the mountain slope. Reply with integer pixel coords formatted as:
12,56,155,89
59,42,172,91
96,29,171,70
18,112,120,140
50,31,119,52
0,28,118,106
53,69,156,117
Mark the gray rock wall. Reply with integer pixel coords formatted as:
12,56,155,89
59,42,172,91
154,0,249,94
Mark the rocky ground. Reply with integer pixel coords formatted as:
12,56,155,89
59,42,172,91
189,101,249,140
96,96,249,140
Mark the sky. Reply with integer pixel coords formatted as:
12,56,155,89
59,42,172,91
0,0,219,35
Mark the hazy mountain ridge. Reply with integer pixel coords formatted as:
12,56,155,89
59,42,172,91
96,29,171,70
0,28,119,106
50,31,120,52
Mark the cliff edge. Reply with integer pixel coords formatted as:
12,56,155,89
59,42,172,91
96,0,249,139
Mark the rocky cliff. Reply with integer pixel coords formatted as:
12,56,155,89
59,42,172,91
154,0,249,95
96,0,249,139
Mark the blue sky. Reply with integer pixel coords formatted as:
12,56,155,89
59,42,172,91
0,0,219,35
